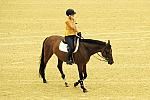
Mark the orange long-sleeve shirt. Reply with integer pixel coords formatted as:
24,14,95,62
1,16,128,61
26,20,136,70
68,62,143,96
65,17,78,36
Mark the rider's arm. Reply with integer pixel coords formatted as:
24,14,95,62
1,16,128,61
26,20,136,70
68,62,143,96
65,21,78,33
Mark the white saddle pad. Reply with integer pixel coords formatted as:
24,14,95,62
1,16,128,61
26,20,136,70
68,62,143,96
59,38,79,53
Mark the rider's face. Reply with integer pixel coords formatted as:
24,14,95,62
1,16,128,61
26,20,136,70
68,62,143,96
69,14,75,19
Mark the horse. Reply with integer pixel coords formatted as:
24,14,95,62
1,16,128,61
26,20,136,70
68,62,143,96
39,35,114,93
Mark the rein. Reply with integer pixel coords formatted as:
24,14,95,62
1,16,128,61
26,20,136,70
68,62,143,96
93,53,107,62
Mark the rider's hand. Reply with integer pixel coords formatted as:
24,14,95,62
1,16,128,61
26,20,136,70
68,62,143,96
77,32,82,37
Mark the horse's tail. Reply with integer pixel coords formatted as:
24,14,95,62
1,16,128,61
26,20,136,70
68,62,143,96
39,37,48,78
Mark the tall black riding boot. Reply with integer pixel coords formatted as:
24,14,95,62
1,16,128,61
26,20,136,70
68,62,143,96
66,52,73,65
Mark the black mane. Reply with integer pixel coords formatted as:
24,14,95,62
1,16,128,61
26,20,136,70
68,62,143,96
80,39,106,45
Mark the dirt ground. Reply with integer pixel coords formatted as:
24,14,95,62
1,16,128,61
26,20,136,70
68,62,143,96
0,0,150,100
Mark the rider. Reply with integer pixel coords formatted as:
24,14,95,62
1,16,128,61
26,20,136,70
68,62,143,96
65,9,79,65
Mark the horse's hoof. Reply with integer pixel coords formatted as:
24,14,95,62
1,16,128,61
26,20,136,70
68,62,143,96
43,80,47,83
83,89,88,93
74,82,79,87
65,82,69,87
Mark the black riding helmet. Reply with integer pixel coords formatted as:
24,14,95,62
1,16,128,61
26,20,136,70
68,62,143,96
66,9,76,16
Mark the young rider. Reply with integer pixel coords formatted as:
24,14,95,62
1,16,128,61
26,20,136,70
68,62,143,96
64,9,79,65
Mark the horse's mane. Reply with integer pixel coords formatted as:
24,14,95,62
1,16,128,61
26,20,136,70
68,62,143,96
80,39,106,45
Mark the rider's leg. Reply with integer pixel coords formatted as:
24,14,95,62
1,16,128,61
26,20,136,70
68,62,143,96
65,36,75,65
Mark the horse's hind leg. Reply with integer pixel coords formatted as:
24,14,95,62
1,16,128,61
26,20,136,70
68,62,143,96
57,58,69,87
39,45,53,83
39,63,47,83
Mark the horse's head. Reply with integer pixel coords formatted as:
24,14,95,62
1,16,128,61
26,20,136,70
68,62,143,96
101,40,114,65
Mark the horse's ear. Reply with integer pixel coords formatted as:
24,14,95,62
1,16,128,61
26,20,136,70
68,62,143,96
108,40,110,44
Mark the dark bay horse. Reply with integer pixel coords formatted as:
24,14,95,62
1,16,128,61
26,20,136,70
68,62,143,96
39,35,114,92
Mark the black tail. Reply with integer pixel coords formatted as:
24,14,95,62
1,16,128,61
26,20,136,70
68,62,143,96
39,37,48,78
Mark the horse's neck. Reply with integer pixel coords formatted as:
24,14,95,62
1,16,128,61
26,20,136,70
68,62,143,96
83,43,105,56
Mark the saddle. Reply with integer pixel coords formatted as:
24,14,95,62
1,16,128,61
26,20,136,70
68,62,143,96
59,37,80,53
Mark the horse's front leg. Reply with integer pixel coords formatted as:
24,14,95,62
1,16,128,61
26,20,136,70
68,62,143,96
74,64,88,93
74,64,87,87
83,64,87,80
57,58,69,87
